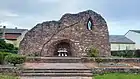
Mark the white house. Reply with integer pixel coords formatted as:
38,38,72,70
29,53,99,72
125,30,140,49
109,35,135,51
0,26,28,47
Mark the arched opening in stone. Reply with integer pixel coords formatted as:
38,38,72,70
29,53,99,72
54,41,71,57
87,17,93,30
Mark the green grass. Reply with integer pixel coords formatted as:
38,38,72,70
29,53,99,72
94,73,140,79
0,74,19,79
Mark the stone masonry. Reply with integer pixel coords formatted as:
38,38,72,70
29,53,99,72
19,10,110,57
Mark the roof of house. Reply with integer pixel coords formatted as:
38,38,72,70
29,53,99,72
5,34,21,40
130,30,140,34
109,35,135,44
0,28,28,39
2,29,28,34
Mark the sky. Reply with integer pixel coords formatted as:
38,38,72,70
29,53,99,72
0,0,140,35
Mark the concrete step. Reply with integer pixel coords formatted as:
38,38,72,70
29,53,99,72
21,73,93,77
21,62,92,77
23,68,91,70
23,63,88,69
23,69,92,73
20,76,92,79
26,57,82,63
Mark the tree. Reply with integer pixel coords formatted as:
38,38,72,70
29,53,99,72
0,39,18,54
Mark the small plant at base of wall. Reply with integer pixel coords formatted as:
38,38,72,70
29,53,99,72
95,58,104,63
88,47,99,57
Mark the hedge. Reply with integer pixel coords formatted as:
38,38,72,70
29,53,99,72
5,54,26,66
111,50,135,57
0,49,18,54
135,49,140,57
0,52,12,64
111,50,140,58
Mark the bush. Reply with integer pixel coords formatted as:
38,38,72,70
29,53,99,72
0,52,12,64
95,58,103,63
0,39,18,54
5,54,26,66
88,47,99,57
0,49,18,54
111,50,135,57
134,49,140,57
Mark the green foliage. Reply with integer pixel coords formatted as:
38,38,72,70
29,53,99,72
0,74,19,79
34,52,40,56
0,29,3,37
0,52,12,64
0,39,18,54
5,54,26,66
134,49,140,57
88,47,99,57
0,49,18,54
0,33,2,37
95,58,103,63
111,50,135,57
94,73,140,79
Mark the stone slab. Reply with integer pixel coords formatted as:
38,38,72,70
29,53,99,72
29,57,81,59
20,77,92,79
26,57,82,63
23,63,89,69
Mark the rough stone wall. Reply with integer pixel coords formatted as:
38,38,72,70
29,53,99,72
81,57,140,63
19,10,111,57
92,68,140,74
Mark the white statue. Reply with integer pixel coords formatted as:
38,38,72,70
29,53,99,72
62,53,64,56
65,53,67,56
58,53,61,56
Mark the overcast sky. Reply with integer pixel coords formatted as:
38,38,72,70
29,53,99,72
0,0,140,35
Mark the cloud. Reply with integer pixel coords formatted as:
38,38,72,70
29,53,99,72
108,20,140,35
0,21,29,29
0,21,18,28
38,0,62,3
0,0,139,34
0,10,19,17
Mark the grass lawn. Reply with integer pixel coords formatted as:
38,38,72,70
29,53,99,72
94,73,140,79
0,74,19,79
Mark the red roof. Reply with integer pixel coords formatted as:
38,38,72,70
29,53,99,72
5,34,21,40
